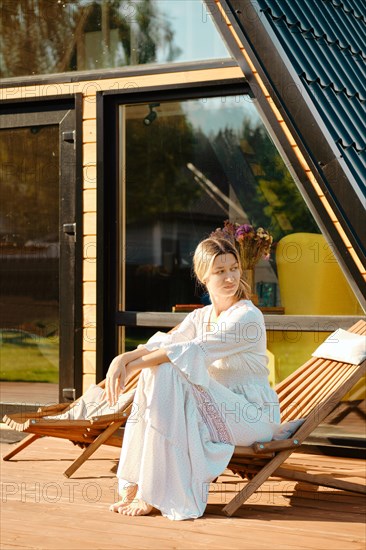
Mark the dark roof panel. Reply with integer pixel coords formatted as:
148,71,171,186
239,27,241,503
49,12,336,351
309,84,364,150
342,147,366,190
258,0,366,191
320,1,366,56
329,0,366,21
262,1,365,97
264,0,366,51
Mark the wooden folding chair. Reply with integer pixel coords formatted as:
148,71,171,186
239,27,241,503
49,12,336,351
2,371,140,478
3,320,365,512
224,319,366,516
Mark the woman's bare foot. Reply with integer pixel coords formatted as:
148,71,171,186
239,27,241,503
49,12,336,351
120,499,153,516
109,483,138,513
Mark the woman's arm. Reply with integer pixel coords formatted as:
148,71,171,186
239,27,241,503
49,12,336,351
105,347,170,405
127,348,170,373
105,315,197,405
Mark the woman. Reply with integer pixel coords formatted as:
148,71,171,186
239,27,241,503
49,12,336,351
106,237,282,520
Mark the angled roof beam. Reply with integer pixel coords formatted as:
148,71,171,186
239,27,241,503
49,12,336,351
204,0,365,307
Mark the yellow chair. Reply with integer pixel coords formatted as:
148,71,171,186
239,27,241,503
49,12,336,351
276,232,362,315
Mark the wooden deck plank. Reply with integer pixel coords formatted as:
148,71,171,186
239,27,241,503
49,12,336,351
2,496,365,550
1,437,365,550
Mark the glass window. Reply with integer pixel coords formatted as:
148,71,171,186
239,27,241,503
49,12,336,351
0,126,59,386
121,95,324,313
0,0,231,78
119,93,364,442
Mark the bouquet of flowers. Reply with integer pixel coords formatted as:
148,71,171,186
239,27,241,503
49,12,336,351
211,220,273,269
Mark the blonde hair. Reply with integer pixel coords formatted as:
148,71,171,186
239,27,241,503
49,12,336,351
193,237,250,300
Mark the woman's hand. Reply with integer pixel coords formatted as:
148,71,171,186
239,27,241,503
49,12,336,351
105,347,170,405
105,354,128,406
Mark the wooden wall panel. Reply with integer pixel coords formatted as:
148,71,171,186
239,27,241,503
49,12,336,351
83,212,96,236
83,235,97,259
82,99,96,120
83,282,96,305
83,327,97,351
82,142,96,166
81,93,97,390
83,351,96,375
83,164,96,189
82,119,96,142
83,189,96,212
83,260,96,283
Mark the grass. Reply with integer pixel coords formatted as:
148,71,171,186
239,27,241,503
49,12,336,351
0,329,156,383
0,330,59,383
124,336,147,351
124,327,161,352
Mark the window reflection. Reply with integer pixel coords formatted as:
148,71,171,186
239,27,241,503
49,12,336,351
0,126,59,384
1,0,231,78
122,95,319,313
120,95,364,441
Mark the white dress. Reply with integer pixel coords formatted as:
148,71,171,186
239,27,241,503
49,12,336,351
116,300,295,520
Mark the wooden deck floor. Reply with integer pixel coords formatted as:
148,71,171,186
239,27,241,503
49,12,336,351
1,435,365,550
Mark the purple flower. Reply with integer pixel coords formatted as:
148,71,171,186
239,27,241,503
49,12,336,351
210,220,273,267
235,224,252,236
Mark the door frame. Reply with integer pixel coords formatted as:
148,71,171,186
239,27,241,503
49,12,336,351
96,78,250,380
0,95,83,401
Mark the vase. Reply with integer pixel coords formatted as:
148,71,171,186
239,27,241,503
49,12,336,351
243,268,258,304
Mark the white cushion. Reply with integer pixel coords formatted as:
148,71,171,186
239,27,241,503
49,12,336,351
312,328,366,365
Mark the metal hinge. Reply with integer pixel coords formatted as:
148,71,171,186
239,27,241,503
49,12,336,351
62,388,76,402
62,222,76,242
62,130,75,143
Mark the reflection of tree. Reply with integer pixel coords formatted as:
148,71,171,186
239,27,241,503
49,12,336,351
0,0,180,77
109,0,181,65
1,0,76,76
126,113,200,223
125,105,319,240
240,120,319,241
211,127,269,225
0,127,59,243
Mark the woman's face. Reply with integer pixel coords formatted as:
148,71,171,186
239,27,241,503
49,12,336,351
205,253,240,300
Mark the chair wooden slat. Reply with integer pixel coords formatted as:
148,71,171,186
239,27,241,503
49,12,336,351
276,357,321,395
299,363,358,419
280,361,347,421
279,359,335,413
224,354,365,516
277,320,365,399
277,320,365,421
349,319,365,335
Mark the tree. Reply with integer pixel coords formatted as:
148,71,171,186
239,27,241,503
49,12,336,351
0,126,59,244
125,109,199,223
240,120,319,242
0,0,180,77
